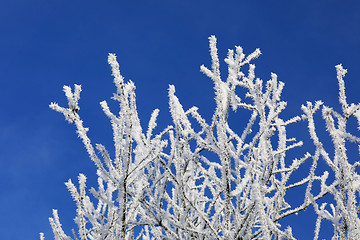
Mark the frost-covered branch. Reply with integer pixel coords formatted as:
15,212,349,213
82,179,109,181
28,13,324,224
303,64,360,239
44,36,360,240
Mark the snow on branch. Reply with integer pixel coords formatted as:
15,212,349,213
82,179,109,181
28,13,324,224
302,65,360,239
45,36,360,239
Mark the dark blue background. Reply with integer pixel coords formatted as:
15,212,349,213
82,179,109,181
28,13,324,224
1,1,360,239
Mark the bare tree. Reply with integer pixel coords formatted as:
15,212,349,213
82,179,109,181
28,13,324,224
43,36,360,239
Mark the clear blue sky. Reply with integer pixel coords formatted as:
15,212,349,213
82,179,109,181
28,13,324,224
1,0,360,239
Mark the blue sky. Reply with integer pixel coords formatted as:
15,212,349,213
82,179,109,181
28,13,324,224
1,0,360,239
